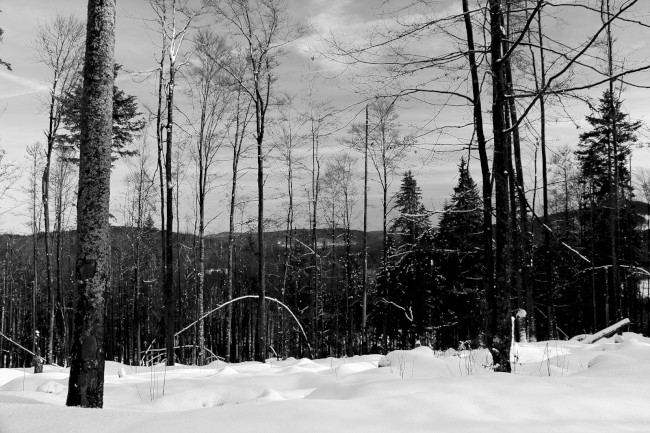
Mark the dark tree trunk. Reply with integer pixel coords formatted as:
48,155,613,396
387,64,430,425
255,86,267,361
310,127,320,355
462,0,495,360
361,105,369,355
164,47,176,367
43,119,54,365
489,0,511,372
502,7,530,327
66,0,115,408
227,158,238,362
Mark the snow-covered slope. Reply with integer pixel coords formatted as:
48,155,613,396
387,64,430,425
1,333,649,432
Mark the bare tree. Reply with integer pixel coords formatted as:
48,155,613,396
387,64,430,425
149,0,202,366
0,16,11,71
52,145,77,363
351,98,410,275
66,0,115,408
34,13,85,365
185,29,230,364
224,54,253,363
25,143,44,374
0,147,19,368
321,152,358,355
302,76,336,355
121,133,156,365
207,0,302,362
462,0,494,351
273,93,302,358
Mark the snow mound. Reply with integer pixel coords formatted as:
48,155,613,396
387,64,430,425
0,372,69,392
145,384,263,411
36,380,67,394
334,362,376,376
0,368,26,387
226,361,271,372
292,358,321,368
381,346,452,379
255,388,287,402
215,366,239,375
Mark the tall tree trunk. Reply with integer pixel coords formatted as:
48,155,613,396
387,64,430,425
66,0,115,407
503,7,530,332
226,157,238,363
197,138,206,364
310,123,320,355
361,105,369,355
255,114,266,362
489,0,511,372
504,104,521,319
344,191,352,355
532,0,555,340
164,40,176,367
43,108,55,365
175,153,183,363
226,91,249,363
604,0,621,322
463,0,494,361
30,147,43,375
281,126,294,358
155,10,167,351
54,159,67,362
0,237,6,368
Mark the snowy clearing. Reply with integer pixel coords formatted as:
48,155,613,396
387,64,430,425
1,333,650,433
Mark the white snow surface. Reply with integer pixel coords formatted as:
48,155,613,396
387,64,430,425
1,332,650,432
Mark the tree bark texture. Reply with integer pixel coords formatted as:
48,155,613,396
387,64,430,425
66,0,115,408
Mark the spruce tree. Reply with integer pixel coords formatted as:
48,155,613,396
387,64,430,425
576,90,639,202
434,157,483,348
575,89,642,329
377,172,433,349
436,157,482,251
57,64,145,162
391,170,430,244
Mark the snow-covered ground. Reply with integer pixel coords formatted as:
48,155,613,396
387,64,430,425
1,333,650,432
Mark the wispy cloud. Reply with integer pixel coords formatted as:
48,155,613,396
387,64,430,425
292,0,462,75
0,70,48,99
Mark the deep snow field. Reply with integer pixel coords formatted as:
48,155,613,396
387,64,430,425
1,333,650,433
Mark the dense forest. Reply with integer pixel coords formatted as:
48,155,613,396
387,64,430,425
2,0,650,406
2,156,650,369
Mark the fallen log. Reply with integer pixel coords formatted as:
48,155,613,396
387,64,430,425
581,318,631,344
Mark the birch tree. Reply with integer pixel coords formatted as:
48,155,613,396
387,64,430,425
186,29,230,364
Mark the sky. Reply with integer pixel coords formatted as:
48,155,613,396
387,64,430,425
3,0,650,235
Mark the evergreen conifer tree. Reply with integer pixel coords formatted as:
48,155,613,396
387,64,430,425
575,89,642,329
377,172,434,349
437,157,482,251
57,64,145,162
576,90,640,202
391,170,430,244
434,157,483,348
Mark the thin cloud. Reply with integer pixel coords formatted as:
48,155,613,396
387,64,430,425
0,70,48,99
